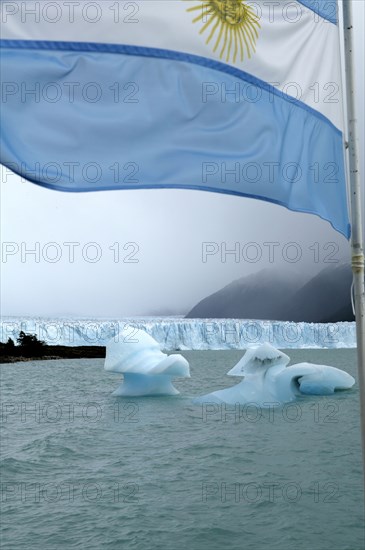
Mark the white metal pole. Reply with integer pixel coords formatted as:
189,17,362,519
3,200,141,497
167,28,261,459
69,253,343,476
342,0,365,499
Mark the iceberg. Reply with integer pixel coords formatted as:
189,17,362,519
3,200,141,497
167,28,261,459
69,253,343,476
104,327,190,396
195,343,355,406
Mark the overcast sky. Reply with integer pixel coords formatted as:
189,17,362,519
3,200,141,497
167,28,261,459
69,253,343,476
1,1,364,318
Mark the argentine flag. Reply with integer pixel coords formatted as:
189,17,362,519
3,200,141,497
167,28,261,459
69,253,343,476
0,0,350,237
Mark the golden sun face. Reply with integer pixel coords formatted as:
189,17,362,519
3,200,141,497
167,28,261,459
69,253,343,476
186,0,261,63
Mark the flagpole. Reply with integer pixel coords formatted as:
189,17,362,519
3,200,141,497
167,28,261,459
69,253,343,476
342,0,365,499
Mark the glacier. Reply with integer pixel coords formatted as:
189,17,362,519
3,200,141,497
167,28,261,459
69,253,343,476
104,327,190,396
0,317,356,350
194,343,355,407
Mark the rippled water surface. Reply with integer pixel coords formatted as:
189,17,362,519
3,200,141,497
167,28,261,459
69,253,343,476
1,350,364,550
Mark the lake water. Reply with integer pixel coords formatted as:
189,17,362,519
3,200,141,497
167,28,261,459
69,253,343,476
1,349,364,550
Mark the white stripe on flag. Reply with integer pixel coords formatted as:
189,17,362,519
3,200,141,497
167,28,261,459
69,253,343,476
1,0,344,130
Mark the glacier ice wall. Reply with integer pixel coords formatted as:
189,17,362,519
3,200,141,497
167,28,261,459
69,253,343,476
0,317,356,350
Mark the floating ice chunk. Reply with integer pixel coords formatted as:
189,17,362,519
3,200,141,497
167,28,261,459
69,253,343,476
280,363,356,396
227,343,290,376
105,328,190,396
195,343,355,407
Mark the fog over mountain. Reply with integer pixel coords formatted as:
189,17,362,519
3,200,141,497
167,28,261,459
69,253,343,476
186,264,355,323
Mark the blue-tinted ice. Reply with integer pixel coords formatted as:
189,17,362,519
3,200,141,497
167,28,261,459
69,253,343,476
104,328,190,396
194,343,355,407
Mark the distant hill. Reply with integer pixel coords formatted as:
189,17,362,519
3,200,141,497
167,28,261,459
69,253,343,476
284,264,355,322
186,269,304,321
186,264,355,322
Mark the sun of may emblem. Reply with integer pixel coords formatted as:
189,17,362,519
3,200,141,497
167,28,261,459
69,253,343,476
186,0,261,63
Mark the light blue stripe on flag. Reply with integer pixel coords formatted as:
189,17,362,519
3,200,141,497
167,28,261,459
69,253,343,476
0,40,350,238
297,0,338,24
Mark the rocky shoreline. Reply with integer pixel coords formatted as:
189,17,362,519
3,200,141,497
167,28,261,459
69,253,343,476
0,345,106,364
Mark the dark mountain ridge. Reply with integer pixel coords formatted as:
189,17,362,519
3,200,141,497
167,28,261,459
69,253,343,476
186,264,355,322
